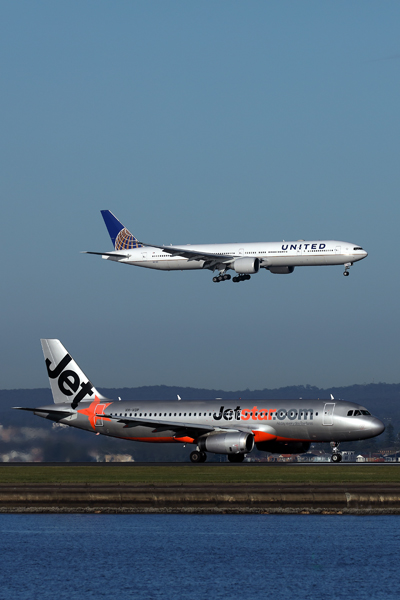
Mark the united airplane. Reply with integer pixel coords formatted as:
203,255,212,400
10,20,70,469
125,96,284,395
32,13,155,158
15,340,384,463
84,210,368,282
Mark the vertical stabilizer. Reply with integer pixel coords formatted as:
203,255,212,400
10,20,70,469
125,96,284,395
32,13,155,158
41,339,108,408
100,210,142,250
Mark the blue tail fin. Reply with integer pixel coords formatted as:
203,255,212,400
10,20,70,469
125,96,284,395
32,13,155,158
100,210,142,250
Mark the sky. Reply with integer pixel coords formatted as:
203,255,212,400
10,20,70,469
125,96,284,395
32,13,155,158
1,1,399,392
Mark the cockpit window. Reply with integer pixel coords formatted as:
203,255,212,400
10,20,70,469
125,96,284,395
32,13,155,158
347,409,371,417
353,247,363,250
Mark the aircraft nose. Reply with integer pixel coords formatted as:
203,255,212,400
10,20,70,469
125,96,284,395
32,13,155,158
370,418,385,436
363,250,368,258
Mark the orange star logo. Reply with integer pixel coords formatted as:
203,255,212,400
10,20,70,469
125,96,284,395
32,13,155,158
77,396,112,430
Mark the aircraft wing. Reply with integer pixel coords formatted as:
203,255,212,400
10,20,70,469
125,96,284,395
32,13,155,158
83,245,238,267
104,413,231,437
141,243,236,263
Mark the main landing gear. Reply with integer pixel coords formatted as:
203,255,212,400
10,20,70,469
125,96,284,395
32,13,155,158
213,273,231,283
232,275,251,283
330,442,342,463
212,271,251,283
343,262,352,277
190,450,207,463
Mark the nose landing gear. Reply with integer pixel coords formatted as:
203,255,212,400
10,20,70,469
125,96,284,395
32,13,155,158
330,442,342,463
343,262,353,277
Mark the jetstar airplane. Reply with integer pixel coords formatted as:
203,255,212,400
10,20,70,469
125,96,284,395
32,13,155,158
84,210,368,283
15,340,384,463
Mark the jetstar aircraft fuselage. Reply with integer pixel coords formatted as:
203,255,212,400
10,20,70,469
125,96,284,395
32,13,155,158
84,211,368,283
15,340,384,463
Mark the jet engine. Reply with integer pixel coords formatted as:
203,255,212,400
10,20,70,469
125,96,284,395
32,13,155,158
233,257,260,274
268,266,295,274
198,431,254,455
255,441,310,454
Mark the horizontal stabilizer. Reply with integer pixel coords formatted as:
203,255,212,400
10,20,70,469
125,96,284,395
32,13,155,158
82,251,130,259
13,407,75,416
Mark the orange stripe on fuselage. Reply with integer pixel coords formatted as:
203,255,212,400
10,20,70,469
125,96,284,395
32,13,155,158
252,431,277,443
120,436,196,444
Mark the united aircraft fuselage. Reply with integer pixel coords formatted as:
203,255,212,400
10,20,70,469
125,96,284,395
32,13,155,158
85,211,368,283
103,240,367,271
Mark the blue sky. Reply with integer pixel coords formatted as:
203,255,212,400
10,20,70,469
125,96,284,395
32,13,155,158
1,1,399,391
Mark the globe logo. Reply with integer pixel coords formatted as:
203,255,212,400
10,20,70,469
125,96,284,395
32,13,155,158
115,228,141,250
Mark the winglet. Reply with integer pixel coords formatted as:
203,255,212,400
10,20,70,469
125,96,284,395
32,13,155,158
100,210,143,250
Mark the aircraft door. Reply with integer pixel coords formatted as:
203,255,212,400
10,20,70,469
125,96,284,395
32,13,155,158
323,403,335,425
335,245,341,254
141,251,147,260
95,404,106,427
239,248,244,256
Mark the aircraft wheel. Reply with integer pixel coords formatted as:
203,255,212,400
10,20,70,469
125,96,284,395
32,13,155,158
245,274,251,280
228,453,245,463
200,452,207,462
225,274,231,280
190,451,202,463
331,453,341,463
343,271,349,277
213,277,218,283
232,277,238,283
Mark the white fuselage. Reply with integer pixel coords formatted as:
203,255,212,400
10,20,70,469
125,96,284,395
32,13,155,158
103,240,367,271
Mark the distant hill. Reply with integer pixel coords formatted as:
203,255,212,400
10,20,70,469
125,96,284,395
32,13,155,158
0,383,398,461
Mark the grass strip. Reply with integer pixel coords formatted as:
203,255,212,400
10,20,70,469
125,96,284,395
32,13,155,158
0,465,399,484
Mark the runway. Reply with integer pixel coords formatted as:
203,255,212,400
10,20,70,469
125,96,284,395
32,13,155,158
0,461,398,467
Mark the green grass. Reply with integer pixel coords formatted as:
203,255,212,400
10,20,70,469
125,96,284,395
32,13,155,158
0,465,399,484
